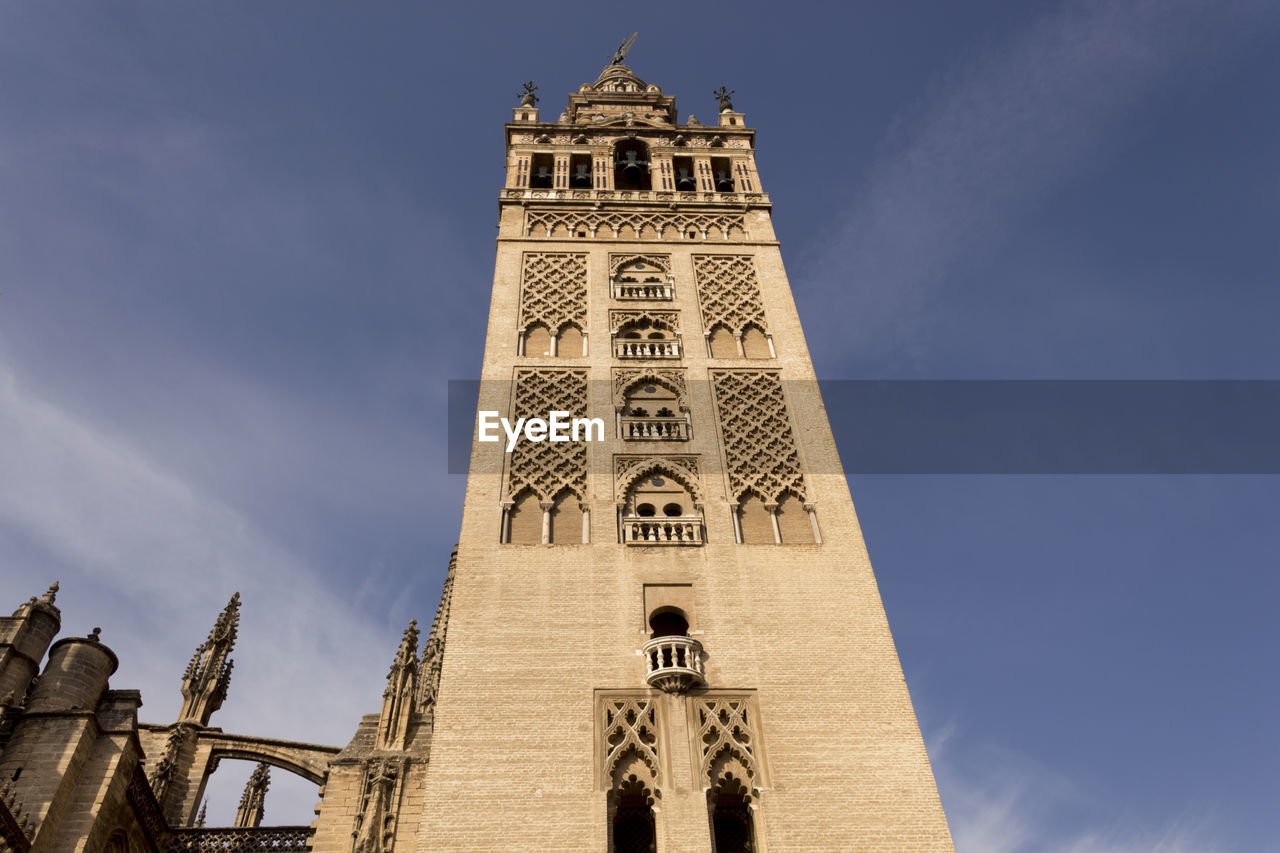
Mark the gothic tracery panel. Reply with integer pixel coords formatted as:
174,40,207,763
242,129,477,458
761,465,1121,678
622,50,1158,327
693,697,759,787
600,696,661,788
519,253,587,335
505,369,589,502
693,255,769,337
711,371,807,504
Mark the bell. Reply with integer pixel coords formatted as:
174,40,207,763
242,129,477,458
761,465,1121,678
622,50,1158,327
714,171,734,192
571,164,592,187
676,169,696,191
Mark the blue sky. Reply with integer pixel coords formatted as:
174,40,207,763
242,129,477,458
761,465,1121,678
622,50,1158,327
1,2,1277,849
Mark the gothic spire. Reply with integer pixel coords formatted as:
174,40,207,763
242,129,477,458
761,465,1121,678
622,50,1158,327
233,762,269,828
419,549,457,711
178,592,240,726
375,620,420,751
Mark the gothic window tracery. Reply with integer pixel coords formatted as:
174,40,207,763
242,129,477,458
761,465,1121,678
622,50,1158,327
600,697,661,853
615,456,704,545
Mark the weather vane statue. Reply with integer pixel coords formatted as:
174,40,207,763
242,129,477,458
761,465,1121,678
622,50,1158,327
610,32,637,66
519,81,538,107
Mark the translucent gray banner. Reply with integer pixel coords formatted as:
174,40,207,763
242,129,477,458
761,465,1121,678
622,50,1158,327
448,380,1280,475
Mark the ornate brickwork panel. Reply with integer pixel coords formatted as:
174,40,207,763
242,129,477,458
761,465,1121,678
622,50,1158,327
614,456,703,505
693,697,758,785
519,253,587,334
611,369,688,411
710,371,806,504
600,697,660,786
692,255,769,336
609,253,671,277
506,369,589,501
609,309,680,335
525,209,746,240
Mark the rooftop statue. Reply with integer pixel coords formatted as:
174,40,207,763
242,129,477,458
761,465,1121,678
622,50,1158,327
610,32,637,66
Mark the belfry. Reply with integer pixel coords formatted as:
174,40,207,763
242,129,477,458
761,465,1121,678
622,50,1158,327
0,43,954,853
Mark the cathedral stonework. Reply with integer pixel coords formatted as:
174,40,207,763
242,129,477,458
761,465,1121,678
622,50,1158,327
0,49,954,853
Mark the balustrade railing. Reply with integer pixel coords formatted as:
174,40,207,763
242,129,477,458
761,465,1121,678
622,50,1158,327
621,416,689,441
165,827,311,853
642,635,706,693
615,339,679,359
612,280,673,300
622,516,703,546
504,188,769,205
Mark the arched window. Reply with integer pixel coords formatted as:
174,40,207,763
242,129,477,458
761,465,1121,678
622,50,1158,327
708,775,756,853
648,607,689,638
742,326,771,359
708,326,738,359
557,325,584,358
774,494,813,544
626,475,693,520
609,773,657,853
548,488,583,544
614,140,651,191
524,324,552,357
507,491,542,544
737,496,774,544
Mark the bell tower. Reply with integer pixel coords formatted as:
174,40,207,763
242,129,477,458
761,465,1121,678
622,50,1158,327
416,44,955,852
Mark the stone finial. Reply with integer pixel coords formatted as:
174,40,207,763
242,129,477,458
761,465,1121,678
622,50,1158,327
88,627,101,642
41,582,59,604
714,86,735,112
195,800,208,828
178,593,241,726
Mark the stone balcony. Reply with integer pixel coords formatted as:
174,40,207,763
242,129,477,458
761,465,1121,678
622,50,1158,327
622,516,703,546
615,339,680,359
611,280,673,300
621,416,689,441
642,636,706,693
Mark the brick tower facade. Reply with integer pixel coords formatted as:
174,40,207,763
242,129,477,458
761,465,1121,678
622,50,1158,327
411,57,955,851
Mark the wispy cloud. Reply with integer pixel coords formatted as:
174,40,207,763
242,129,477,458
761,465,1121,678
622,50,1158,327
928,723,1223,853
0,362,425,821
800,0,1280,371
